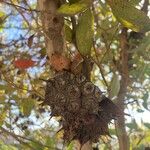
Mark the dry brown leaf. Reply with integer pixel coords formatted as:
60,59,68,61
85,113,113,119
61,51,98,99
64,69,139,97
51,53,71,71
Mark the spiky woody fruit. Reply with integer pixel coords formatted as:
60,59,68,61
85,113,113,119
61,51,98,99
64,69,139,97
44,71,122,145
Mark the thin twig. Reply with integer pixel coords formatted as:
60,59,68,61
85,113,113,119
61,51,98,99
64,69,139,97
2,1,40,12
0,126,55,149
0,126,37,150
1,72,44,99
10,0,30,27
99,27,119,64
92,41,109,88
136,134,145,146
23,0,40,28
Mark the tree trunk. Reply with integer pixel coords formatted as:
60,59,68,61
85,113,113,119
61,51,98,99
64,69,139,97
115,28,130,150
38,0,65,60
38,0,92,149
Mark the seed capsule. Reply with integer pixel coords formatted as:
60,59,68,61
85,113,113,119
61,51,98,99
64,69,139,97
83,82,95,95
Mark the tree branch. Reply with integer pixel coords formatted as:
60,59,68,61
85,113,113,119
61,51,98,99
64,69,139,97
0,126,54,149
38,0,65,61
2,1,40,12
115,28,129,150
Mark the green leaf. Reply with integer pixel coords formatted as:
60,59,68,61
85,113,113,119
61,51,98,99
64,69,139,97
130,34,150,61
69,0,80,4
65,24,73,43
0,110,6,126
0,11,5,18
45,137,55,149
0,84,7,90
0,96,6,102
126,119,138,130
0,84,14,94
107,0,150,32
109,73,120,99
135,144,145,150
21,98,35,116
11,94,21,102
142,92,149,110
76,9,94,56
109,128,116,135
130,0,141,5
0,11,5,25
0,140,17,150
40,48,46,58
144,123,150,129
137,109,144,113
67,142,74,150
57,0,92,16
30,141,44,150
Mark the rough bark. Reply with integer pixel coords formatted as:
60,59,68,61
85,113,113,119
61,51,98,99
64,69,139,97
115,28,130,150
115,1,149,146
38,0,65,61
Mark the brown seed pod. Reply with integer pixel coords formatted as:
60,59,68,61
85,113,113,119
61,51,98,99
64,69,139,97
55,93,66,103
82,97,99,114
67,101,80,113
75,74,86,84
82,82,95,95
67,85,81,98
43,71,122,145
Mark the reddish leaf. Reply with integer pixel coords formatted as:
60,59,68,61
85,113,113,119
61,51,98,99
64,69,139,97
51,54,70,71
14,59,35,69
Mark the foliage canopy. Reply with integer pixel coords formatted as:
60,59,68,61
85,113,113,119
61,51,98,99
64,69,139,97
0,0,150,149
